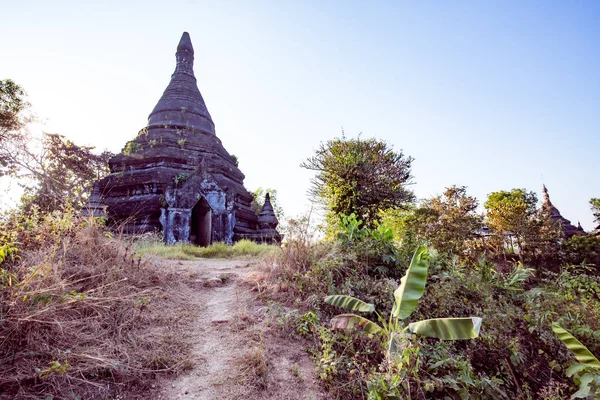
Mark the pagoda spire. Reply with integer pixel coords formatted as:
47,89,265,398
542,184,552,206
147,32,215,135
541,184,579,237
258,193,279,230
175,31,194,75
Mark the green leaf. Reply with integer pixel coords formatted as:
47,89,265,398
324,295,375,313
408,317,483,340
572,373,593,398
391,246,429,319
566,363,590,377
330,313,382,334
552,323,600,369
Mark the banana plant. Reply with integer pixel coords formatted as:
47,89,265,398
552,323,600,399
324,246,482,347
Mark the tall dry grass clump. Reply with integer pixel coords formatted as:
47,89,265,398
0,210,193,399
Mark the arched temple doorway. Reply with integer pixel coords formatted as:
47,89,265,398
191,197,212,246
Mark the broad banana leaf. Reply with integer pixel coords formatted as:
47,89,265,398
391,246,429,319
407,317,483,340
324,295,375,313
552,323,600,369
330,313,382,334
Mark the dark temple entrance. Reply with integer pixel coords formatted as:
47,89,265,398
191,197,212,246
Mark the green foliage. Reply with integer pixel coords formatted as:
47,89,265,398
271,194,600,398
400,186,483,258
123,140,142,155
484,188,561,264
497,262,535,291
552,323,600,398
296,310,319,338
336,213,402,277
230,153,239,166
392,246,429,319
177,138,186,149
1,81,112,214
173,172,190,184
0,79,29,132
0,79,30,175
324,294,375,312
330,313,383,334
485,189,538,233
556,264,600,302
0,242,18,265
301,135,414,227
17,133,113,214
591,198,600,226
562,235,600,267
136,238,278,259
336,212,368,243
324,246,482,364
407,317,483,340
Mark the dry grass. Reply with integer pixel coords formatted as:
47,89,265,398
235,341,271,391
136,238,280,260
0,212,195,399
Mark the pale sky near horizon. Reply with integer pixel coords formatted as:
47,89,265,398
1,1,599,228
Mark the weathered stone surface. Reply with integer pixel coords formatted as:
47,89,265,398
81,182,106,218
90,32,280,245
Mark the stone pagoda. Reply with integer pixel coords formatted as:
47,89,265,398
86,32,280,245
541,185,579,238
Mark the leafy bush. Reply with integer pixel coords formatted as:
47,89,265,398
561,235,600,268
336,213,404,278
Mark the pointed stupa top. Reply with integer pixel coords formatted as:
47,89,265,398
258,193,279,229
147,32,215,135
542,184,578,237
542,184,552,206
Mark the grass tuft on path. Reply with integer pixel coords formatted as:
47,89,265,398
137,239,279,260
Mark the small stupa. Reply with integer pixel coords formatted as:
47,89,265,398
541,185,579,238
85,32,281,245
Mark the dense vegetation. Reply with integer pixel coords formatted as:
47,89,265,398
269,209,600,399
264,136,600,399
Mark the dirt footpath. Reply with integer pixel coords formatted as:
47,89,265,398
156,258,328,400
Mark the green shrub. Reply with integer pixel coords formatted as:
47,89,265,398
561,235,600,268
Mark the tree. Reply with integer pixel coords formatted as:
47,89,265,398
484,189,560,262
591,198,600,226
402,186,483,257
301,136,414,227
3,132,113,214
0,80,113,214
0,79,31,175
484,189,538,236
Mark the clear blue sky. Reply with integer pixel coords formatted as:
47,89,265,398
2,1,599,228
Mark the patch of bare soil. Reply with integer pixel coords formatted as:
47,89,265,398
155,258,328,400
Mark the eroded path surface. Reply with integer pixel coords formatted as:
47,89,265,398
157,258,327,400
